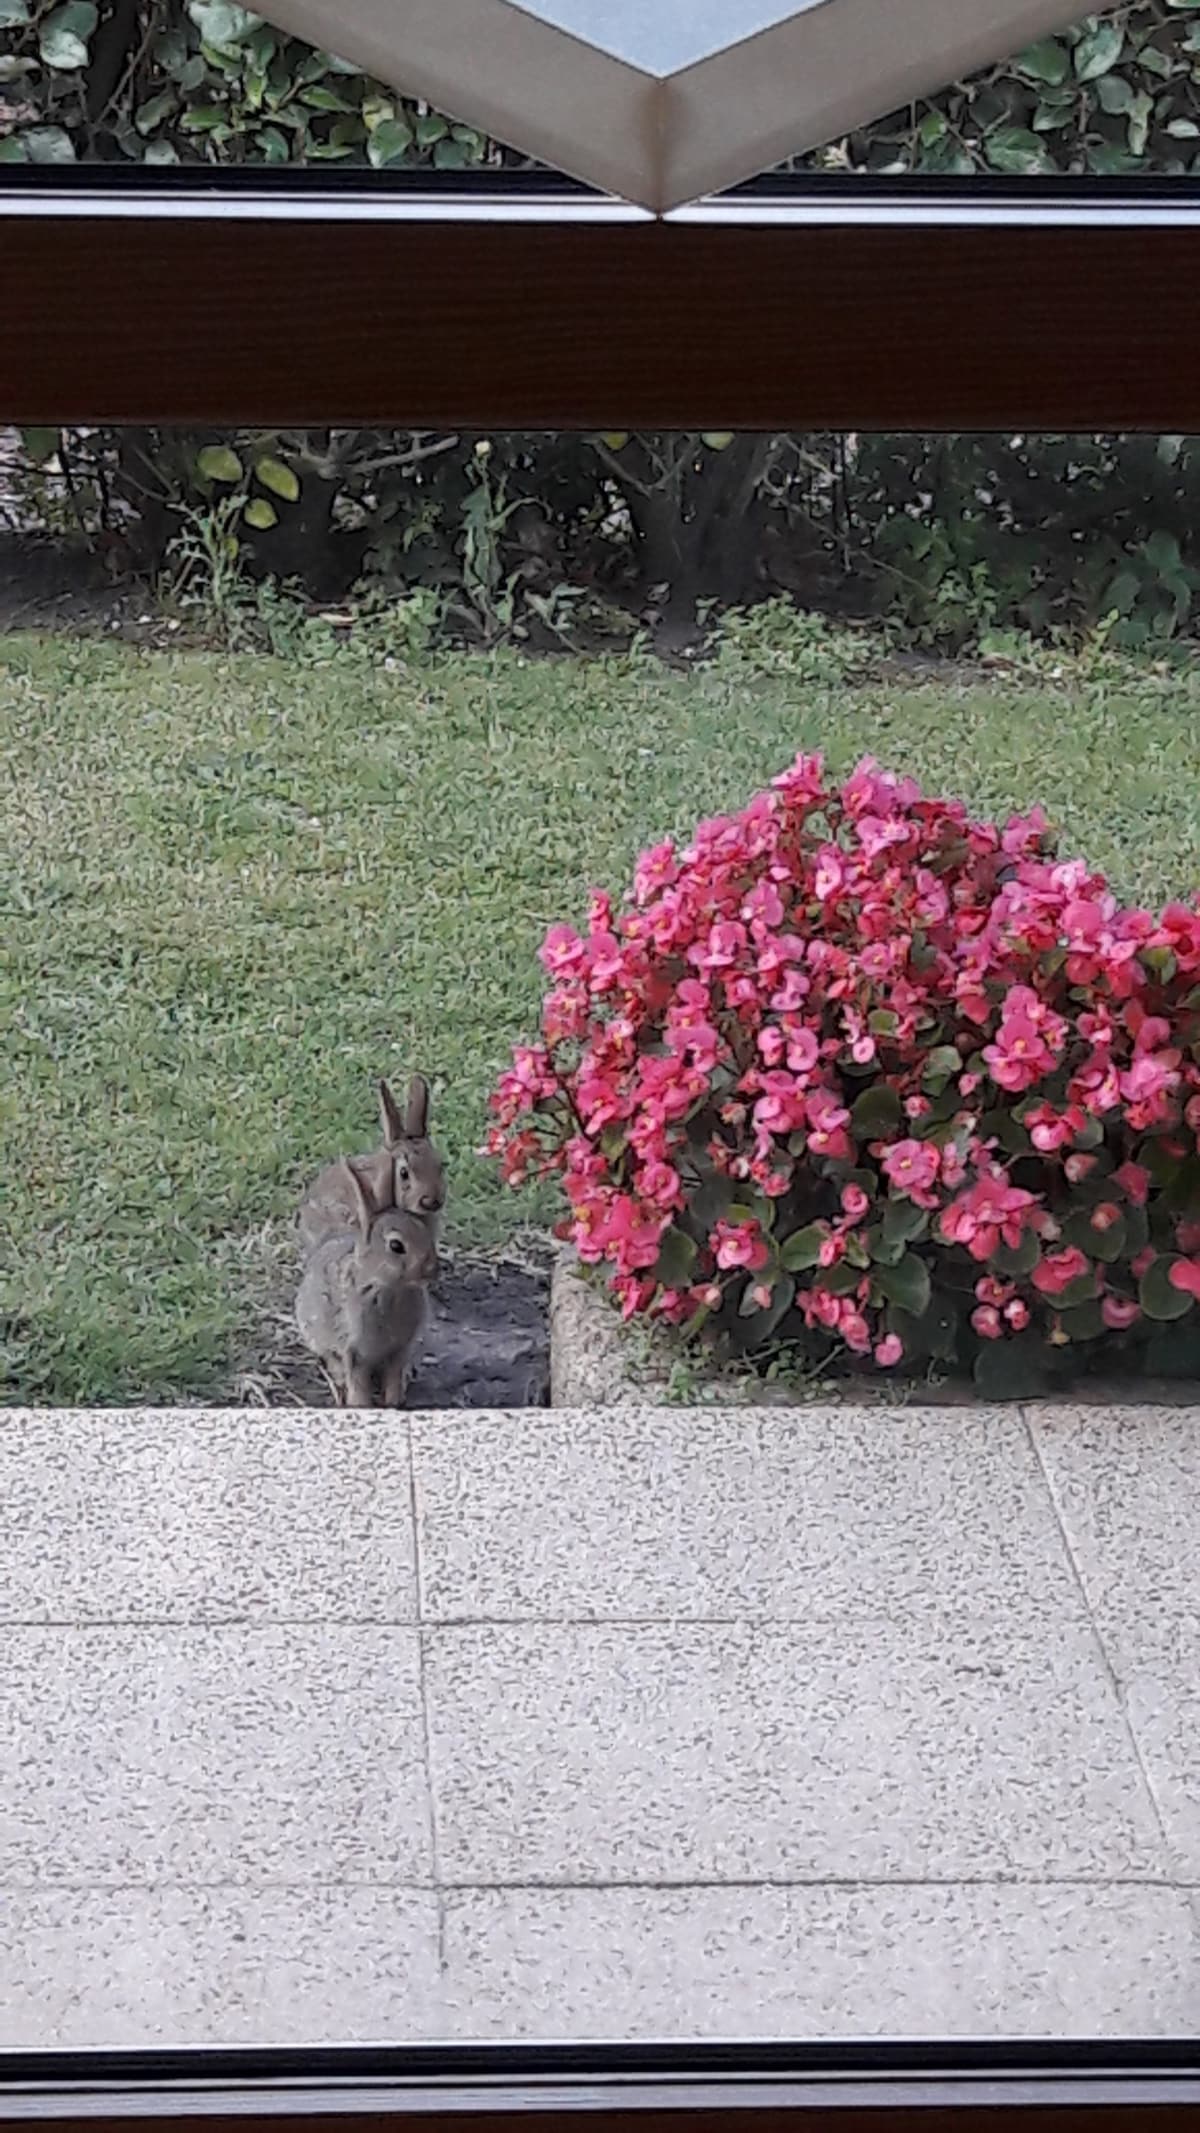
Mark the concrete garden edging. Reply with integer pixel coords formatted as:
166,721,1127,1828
548,1250,1200,1411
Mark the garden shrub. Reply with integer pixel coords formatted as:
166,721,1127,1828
10,5,1200,645
488,755,1200,1397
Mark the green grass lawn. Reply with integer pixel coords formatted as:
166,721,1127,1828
3,627,1199,1406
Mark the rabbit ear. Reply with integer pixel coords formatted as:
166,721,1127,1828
377,1078,404,1147
341,1155,376,1235
404,1073,430,1139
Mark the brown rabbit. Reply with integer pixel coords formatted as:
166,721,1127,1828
295,1155,438,1409
298,1075,445,1253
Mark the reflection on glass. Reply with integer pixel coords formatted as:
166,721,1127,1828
0,0,1192,179
510,0,817,74
2,421,1198,2050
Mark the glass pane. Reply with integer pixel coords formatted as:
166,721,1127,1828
3,415,1199,2047
794,5,1197,178
3,0,1193,185
510,0,815,73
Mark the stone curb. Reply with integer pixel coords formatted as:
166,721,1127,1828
548,1253,665,1407
547,1251,1200,1411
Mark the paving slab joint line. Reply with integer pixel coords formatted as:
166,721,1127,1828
0,1873,1187,1895
1020,1400,1172,1857
406,1420,445,1963
432,1872,1188,1893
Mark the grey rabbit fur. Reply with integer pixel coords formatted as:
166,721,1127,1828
295,1153,439,1409
298,1074,445,1253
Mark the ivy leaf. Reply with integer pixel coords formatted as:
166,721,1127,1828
1096,72,1134,113
701,433,735,451
243,497,278,529
1085,141,1140,175
367,117,413,168
0,138,29,163
1074,20,1125,78
1128,90,1154,157
874,1252,931,1317
196,444,244,484
20,426,61,465
1015,37,1069,84
0,0,31,24
187,0,260,48
22,127,76,162
300,85,354,112
142,140,180,165
134,91,177,136
255,455,300,502
38,1,98,70
985,126,1052,174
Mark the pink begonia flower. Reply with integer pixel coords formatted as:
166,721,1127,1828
939,1177,1041,1262
1168,1257,1200,1301
1113,1161,1151,1206
882,1138,940,1200
1101,1295,1141,1330
1031,1246,1091,1298
711,1218,770,1273
840,1310,872,1354
490,748,1200,1371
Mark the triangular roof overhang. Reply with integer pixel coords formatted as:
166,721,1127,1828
250,0,1120,211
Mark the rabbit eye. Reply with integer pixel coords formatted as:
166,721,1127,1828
388,1236,406,1256
396,1161,410,1183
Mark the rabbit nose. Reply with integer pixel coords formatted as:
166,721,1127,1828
420,1193,441,1212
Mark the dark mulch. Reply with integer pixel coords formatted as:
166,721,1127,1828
240,1255,550,1412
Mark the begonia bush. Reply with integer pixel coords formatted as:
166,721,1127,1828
486,754,1200,1397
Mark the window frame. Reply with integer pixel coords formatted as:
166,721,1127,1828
2,160,1199,2116
3,168,1200,429
1,2041,1199,2128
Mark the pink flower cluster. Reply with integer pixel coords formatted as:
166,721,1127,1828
487,753,1200,1384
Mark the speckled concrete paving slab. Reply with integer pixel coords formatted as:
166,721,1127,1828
0,1409,415,1622
411,1404,1084,1623
0,1405,1197,2046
